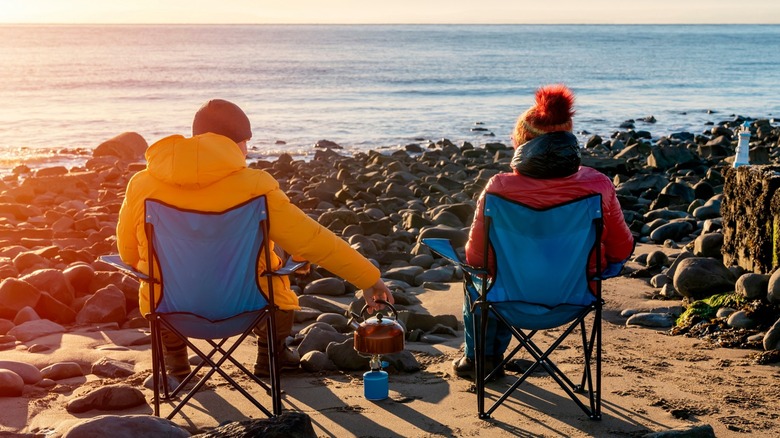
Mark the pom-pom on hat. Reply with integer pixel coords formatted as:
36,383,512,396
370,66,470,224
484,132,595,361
512,84,576,148
192,99,252,144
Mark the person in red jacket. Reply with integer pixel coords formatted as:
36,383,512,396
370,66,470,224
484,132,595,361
453,84,635,379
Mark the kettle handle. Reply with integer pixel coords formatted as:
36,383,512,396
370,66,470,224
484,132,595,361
358,299,398,320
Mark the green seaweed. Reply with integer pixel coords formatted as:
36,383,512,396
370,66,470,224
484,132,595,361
675,293,746,327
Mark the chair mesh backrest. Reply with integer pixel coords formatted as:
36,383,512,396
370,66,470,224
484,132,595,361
145,196,268,321
484,193,602,307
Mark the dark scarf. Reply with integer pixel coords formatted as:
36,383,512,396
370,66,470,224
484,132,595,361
510,131,581,179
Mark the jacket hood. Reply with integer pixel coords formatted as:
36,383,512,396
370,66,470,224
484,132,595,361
510,131,581,179
145,133,247,189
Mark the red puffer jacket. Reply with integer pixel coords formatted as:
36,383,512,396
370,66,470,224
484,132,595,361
465,166,635,276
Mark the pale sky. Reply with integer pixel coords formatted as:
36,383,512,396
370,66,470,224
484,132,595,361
1,0,779,24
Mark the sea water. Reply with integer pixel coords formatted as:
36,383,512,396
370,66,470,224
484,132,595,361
1,24,779,174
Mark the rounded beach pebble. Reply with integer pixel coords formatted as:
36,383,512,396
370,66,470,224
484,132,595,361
0,369,24,397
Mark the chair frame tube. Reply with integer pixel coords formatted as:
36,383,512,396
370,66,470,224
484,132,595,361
474,202,604,421
144,199,283,420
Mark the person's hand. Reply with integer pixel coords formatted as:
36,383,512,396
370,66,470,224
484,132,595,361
292,259,311,276
362,279,393,314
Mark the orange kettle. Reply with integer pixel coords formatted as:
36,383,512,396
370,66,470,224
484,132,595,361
348,299,405,355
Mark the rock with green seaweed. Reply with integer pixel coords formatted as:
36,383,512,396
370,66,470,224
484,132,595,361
674,293,746,328
670,292,780,351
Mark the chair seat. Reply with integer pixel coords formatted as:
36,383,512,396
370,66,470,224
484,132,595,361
158,310,266,339
492,301,594,331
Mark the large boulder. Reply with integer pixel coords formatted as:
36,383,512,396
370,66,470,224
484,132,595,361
297,327,349,357
647,145,698,170
61,415,189,438
40,362,84,381
0,278,41,320
325,338,370,371
76,285,127,324
93,132,147,161
672,257,736,300
735,273,770,301
63,263,96,295
649,221,694,243
768,269,780,304
302,278,346,296
692,232,724,258
66,385,146,413
764,317,780,351
383,266,425,285
6,319,65,342
192,412,317,438
91,357,135,378
0,360,42,384
0,369,24,397
35,292,77,324
20,269,75,305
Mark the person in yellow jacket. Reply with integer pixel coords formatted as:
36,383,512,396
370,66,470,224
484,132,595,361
116,99,392,378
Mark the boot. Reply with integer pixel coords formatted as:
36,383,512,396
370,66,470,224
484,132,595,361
253,309,300,377
452,355,505,381
159,326,191,380
253,345,301,378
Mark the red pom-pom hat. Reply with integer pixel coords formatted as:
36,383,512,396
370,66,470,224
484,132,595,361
512,84,576,148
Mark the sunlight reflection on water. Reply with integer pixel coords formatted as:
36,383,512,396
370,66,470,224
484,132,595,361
1,24,778,174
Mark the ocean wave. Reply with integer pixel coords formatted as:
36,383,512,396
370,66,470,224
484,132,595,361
1,24,779,175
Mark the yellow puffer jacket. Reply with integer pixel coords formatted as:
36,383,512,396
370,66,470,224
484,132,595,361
116,133,380,315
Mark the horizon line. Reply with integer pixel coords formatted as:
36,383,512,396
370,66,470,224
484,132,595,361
2,22,779,26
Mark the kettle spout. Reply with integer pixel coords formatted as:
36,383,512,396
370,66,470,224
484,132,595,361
347,312,362,331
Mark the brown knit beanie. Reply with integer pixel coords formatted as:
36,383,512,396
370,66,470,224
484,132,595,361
192,99,252,143
512,84,575,148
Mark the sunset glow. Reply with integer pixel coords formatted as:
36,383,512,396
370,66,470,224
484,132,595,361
1,0,779,24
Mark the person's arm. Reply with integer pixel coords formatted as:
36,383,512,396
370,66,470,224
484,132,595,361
464,188,488,267
601,185,635,264
116,176,141,268
466,175,503,270
258,171,387,308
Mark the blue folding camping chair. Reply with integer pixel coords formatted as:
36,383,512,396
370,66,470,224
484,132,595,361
423,193,606,420
101,195,305,420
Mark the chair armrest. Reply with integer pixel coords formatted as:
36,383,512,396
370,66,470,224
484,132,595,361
99,255,151,282
267,257,309,276
420,238,488,278
596,261,625,280
420,238,463,263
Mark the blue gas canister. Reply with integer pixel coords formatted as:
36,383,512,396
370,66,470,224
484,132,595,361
363,369,389,400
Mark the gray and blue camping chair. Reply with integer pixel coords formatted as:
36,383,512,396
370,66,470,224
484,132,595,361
423,193,607,420
101,195,305,420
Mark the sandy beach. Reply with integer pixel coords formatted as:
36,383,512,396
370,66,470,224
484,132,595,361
0,242,776,437
1,110,780,438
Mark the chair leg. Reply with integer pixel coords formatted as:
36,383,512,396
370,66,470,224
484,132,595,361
578,318,594,393
165,330,276,419
594,306,602,420
265,310,283,415
486,308,602,420
156,312,279,421
476,302,490,419
575,311,602,420
150,318,161,417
